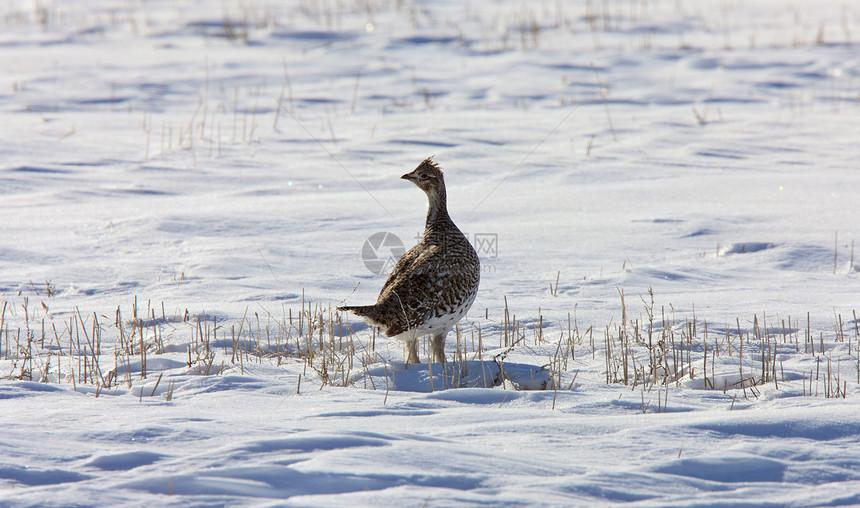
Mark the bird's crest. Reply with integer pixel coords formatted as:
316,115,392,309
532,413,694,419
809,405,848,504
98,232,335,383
418,156,441,174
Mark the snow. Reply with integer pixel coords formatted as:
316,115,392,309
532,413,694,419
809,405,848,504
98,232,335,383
2,0,860,505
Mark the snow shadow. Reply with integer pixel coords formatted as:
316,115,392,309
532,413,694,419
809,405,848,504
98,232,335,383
355,360,551,392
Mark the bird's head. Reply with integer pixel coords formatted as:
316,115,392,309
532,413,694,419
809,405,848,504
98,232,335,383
401,156,444,194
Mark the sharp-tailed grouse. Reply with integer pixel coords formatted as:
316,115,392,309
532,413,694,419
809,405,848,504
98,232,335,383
339,157,480,364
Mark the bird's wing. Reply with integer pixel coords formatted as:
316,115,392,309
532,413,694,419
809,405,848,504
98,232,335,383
375,245,449,332
379,243,424,296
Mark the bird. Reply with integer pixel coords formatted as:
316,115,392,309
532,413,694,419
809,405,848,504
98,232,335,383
339,157,481,364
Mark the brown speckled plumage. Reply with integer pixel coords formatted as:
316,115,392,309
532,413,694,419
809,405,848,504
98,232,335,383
339,157,481,363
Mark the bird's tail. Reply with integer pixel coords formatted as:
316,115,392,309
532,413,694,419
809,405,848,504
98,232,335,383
337,305,375,317
337,305,386,330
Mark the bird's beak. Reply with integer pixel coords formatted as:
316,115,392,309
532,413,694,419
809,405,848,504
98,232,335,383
401,172,414,181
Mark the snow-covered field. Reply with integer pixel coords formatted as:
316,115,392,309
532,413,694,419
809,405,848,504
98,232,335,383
2,0,860,505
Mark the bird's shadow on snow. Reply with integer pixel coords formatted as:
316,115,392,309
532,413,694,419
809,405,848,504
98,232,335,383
354,359,552,392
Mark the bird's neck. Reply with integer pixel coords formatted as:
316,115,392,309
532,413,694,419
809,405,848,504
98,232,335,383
424,186,452,231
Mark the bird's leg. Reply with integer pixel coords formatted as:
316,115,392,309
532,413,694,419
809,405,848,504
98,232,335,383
405,338,420,364
431,333,447,364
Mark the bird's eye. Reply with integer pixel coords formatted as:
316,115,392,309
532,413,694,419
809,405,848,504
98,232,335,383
419,173,430,180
